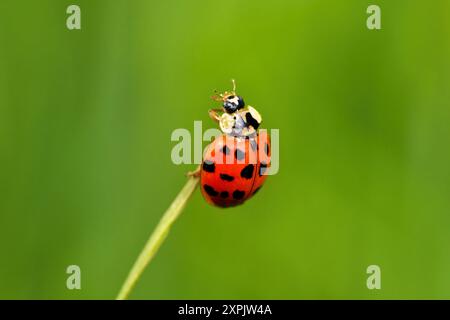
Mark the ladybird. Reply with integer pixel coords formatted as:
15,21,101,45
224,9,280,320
192,80,271,207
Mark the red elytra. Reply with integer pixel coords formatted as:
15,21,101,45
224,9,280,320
200,131,271,207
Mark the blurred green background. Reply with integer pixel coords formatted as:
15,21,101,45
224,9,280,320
0,0,449,299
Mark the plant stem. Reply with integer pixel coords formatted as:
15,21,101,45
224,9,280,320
116,174,200,300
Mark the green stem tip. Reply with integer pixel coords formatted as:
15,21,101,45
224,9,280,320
116,174,200,300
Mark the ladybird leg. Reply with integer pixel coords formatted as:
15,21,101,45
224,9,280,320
186,165,201,178
208,108,222,123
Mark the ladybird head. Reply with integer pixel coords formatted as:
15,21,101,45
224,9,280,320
212,79,246,114
222,94,245,113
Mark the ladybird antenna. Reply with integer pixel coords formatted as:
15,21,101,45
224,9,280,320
211,89,223,102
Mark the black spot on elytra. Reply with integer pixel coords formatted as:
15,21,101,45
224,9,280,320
220,191,229,198
232,190,245,200
250,139,258,152
220,173,234,182
221,145,230,155
202,160,215,173
203,184,218,196
245,112,260,129
253,186,262,195
240,164,254,179
235,149,245,161
259,162,268,176
264,143,270,156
